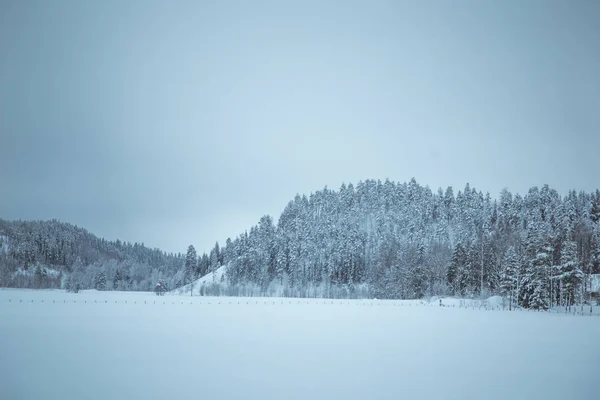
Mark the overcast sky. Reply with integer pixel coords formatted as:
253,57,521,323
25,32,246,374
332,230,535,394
1,0,599,254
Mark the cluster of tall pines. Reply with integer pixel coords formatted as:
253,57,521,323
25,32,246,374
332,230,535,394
2,179,599,309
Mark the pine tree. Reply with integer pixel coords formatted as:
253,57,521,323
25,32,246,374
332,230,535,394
184,245,197,296
591,191,600,275
499,246,519,310
198,253,209,277
591,190,600,224
559,238,583,310
34,265,43,289
94,272,107,291
209,243,220,273
519,224,549,309
447,243,467,296
529,246,552,310
113,269,122,290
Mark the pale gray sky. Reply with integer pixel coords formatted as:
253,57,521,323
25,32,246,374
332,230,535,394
1,0,599,254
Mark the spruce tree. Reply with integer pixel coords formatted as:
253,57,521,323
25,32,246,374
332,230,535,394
94,272,107,291
559,238,583,310
499,247,519,310
184,245,197,296
447,243,467,296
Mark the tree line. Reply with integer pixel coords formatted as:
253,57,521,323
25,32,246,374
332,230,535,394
0,219,183,292
2,179,599,309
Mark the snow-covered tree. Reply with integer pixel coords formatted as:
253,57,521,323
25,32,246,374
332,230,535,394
94,272,107,291
558,238,583,310
499,247,519,310
184,245,197,295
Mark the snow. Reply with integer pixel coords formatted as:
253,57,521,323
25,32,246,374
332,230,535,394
431,295,507,309
171,264,228,295
0,235,8,253
590,274,600,293
13,265,61,277
1,289,599,400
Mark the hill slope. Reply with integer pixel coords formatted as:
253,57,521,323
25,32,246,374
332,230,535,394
0,219,183,291
172,264,228,296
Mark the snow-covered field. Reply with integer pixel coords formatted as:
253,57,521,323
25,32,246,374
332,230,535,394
1,289,599,400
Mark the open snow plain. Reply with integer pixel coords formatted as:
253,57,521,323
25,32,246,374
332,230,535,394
1,289,599,400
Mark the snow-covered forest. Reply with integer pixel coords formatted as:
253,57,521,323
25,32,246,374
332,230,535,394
2,179,600,309
0,219,183,292
210,179,600,309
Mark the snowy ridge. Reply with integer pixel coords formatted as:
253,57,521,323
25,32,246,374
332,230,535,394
171,264,228,295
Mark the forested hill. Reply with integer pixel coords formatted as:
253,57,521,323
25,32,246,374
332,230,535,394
0,219,183,291
190,179,600,308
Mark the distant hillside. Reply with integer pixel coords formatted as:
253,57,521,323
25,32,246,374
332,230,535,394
0,219,183,291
